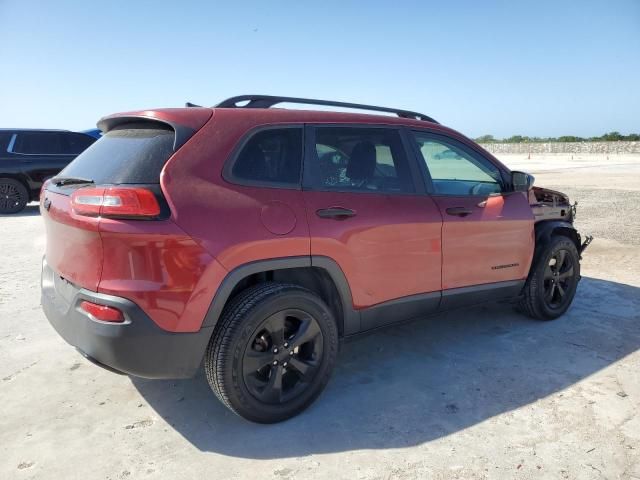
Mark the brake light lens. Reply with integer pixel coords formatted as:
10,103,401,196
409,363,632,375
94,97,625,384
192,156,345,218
71,187,160,218
80,301,125,323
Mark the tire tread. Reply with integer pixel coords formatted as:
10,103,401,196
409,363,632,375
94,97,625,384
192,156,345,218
519,235,579,321
204,282,336,422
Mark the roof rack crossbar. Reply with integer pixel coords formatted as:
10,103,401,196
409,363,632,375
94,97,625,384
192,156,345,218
214,95,438,123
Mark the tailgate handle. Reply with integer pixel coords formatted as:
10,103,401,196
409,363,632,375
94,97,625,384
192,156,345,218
446,206,473,217
316,207,357,219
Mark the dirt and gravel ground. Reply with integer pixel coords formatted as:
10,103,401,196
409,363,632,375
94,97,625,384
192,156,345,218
1,153,639,479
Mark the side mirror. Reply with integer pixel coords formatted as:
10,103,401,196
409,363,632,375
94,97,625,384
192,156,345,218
511,171,535,192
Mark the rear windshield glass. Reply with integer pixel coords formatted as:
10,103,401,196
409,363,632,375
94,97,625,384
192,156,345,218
59,122,175,184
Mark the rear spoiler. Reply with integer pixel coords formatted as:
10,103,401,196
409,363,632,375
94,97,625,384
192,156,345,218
97,108,212,150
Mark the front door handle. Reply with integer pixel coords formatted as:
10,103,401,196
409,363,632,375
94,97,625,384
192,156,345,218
316,207,357,219
446,206,473,217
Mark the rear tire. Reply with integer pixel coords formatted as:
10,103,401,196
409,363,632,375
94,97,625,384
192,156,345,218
519,236,580,320
0,178,29,214
204,283,339,423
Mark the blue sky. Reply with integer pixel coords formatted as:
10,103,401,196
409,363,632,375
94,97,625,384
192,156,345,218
0,1,638,138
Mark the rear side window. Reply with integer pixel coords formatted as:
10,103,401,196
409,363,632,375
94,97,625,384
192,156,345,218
0,133,12,151
59,122,175,184
13,132,67,154
305,127,415,194
227,128,303,187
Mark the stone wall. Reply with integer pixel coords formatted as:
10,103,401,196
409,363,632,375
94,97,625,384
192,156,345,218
479,141,640,155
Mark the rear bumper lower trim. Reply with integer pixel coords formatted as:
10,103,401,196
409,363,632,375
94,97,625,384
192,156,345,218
75,348,127,375
41,259,213,379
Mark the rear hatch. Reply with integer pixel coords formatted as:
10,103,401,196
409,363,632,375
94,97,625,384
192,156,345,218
41,109,212,291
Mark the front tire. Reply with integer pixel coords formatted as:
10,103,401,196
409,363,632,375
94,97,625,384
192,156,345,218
0,178,29,214
205,283,339,423
520,236,580,320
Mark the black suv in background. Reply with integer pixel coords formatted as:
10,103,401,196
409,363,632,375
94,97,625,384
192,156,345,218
0,129,96,214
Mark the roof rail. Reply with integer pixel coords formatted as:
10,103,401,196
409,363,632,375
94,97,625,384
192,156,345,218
214,95,438,123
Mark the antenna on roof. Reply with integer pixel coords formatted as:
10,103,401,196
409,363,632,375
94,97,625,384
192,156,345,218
185,102,201,108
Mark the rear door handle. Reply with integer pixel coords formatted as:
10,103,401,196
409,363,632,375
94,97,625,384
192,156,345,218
446,206,473,217
316,207,357,219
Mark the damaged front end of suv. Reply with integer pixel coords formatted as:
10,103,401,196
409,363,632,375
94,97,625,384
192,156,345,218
516,173,593,256
510,170,593,321
529,186,574,222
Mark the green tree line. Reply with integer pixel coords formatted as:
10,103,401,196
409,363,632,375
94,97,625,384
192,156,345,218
475,132,640,143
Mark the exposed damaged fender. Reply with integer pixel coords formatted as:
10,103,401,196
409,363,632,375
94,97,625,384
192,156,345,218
530,184,592,259
535,220,580,249
534,220,592,260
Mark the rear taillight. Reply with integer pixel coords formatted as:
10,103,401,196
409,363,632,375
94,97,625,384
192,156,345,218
80,301,125,323
71,187,160,219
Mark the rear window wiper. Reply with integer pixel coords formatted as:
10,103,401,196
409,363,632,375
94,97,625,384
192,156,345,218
51,176,95,187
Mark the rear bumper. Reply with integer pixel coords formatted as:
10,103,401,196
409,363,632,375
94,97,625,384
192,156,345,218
41,259,213,379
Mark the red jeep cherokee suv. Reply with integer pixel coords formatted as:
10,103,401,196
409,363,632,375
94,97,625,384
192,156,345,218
41,95,590,423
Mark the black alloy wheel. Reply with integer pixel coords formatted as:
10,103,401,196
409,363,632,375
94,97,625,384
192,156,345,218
205,283,339,423
519,235,581,320
543,248,576,310
242,309,323,404
0,178,29,214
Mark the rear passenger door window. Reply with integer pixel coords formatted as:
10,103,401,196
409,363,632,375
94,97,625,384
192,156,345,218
226,127,303,188
304,127,415,194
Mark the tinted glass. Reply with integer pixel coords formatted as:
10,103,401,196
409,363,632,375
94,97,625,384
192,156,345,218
63,133,96,154
307,127,414,193
0,133,12,151
413,132,503,196
59,123,174,184
231,128,302,185
13,132,66,154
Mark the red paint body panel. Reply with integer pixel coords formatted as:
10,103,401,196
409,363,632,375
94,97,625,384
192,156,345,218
432,193,535,289
41,191,229,332
303,191,443,308
160,110,311,271
41,191,103,290
42,105,538,337
96,218,228,332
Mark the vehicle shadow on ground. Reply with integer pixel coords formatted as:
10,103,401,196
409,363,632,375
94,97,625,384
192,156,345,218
0,204,40,218
131,277,640,459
